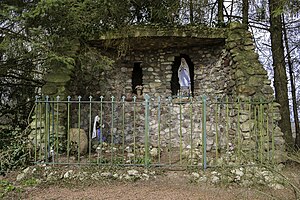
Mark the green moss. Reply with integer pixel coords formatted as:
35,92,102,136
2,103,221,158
21,178,38,187
42,83,58,95
44,73,71,83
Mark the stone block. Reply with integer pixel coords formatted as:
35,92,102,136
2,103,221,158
240,120,255,132
237,85,256,96
42,84,58,95
44,73,71,83
69,128,88,155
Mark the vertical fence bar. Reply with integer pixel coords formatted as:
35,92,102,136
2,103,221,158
122,96,125,165
254,104,258,160
77,96,82,163
88,96,92,162
34,96,38,162
202,95,207,170
259,99,264,164
55,96,60,162
38,101,42,161
248,98,253,162
157,96,161,164
48,97,51,162
45,96,49,162
225,96,229,152
100,96,103,145
271,101,275,164
144,94,150,167
133,96,136,164
111,96,115,165
67,96,71,163
51,100,55,162
99,96,103,165
266,101,270,162
215,97,219,161
237,97,241,162
168,96,172,165
189,97,193,167
179,95,183,165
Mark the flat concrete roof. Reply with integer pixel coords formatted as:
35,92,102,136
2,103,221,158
89,25,227,50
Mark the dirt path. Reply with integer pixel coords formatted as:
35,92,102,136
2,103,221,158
8,171,294,200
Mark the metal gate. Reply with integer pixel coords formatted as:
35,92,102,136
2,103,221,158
31,95,279,169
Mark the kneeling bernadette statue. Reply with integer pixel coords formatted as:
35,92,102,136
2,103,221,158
178,58,191,97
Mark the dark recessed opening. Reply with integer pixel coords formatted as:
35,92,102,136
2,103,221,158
132,62,143,94
171,54,194,96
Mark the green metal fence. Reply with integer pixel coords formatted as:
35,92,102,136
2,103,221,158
31,95,278,169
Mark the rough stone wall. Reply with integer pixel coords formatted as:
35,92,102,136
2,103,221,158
29,23,286,163
225,23,285,161
226,23,274,100
117,46,228,99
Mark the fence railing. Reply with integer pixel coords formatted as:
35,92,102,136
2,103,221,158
30,95,279,169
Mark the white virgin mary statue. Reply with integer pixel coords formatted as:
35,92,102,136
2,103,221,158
178,58,191,89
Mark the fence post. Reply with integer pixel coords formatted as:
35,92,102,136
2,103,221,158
189,97,193,167
144,94,150,167
34,96,39,162
133,96,137,163
111,96,115,165
67,96,71,163
157,96,161,164
168,96,173,165
202,95,207,170
88,96,92,162
55,96,60,161
77,96,82,163
45,96,49,162
122,96,126,164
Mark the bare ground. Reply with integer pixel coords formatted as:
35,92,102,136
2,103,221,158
1,164,299,200
3,148,295,200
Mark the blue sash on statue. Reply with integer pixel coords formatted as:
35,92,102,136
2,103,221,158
180,69,190,87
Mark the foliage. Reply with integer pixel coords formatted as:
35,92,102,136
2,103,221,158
0,0,299,170
21,177,38,187
0,127,31,175
0,180,16,198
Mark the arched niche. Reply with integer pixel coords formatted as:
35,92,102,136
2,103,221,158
132,62,143,95
171,54,194,96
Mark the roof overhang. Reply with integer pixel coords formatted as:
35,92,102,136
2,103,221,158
89,26,227,50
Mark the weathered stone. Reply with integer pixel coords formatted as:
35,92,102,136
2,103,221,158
244,45,255,51
63,170,74,179
36,24,285,163
101,172,112,178
150,148,158,158
16,173,26,182
42,84,58,95
69,128,88,154
248,76,262,87
273,150,288,163
191,172,200,179
240,120,255,132
44,73,71,83
237,85,256,96
229,22,247,30
211,175,220,184
234,69,245,79
239,113,249,123
261,85,274,95
274,126,283,137
127,169,139,176
149,82,162,88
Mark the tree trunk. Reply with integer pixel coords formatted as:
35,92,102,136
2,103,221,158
283,16,300,150
189,0,194,24
218,0,224,24
242,0,249,28
269,0,294,149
